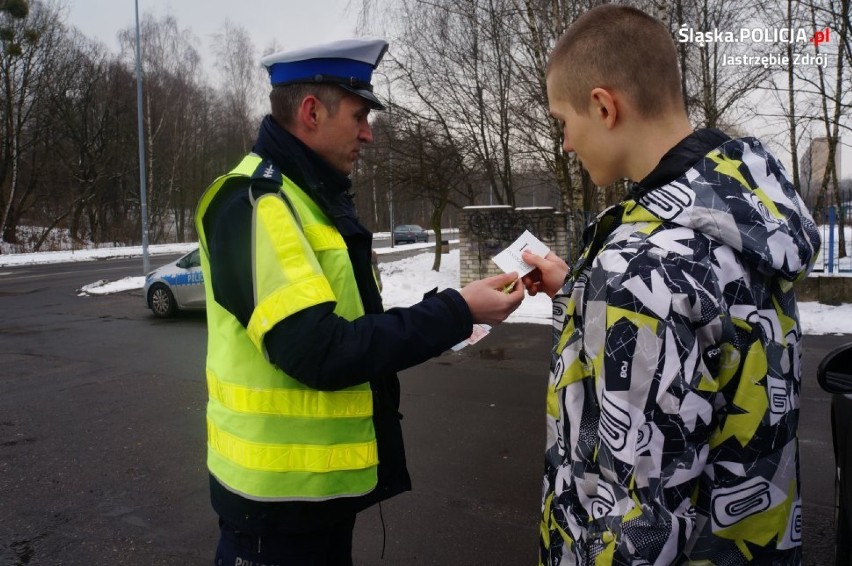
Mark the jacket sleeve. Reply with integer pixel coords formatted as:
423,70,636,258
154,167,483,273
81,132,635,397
586,244,724,563
206,181,474,392
264,289,472,391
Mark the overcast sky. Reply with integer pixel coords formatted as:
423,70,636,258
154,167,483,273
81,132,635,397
63,0,361,70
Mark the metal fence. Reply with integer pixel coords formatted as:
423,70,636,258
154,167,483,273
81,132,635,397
811,206,852,273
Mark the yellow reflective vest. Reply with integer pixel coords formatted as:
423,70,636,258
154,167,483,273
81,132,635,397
195,153,378,502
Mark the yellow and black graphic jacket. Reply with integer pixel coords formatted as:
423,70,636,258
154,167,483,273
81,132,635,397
540,134,820,565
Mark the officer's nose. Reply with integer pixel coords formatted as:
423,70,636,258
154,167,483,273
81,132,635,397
360,122,373,144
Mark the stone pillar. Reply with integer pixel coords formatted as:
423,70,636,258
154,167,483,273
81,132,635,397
458,205,568,286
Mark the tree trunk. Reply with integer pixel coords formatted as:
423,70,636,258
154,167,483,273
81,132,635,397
830,0,848,258
430,201,447,272
785,0,800,196
0,98,18,243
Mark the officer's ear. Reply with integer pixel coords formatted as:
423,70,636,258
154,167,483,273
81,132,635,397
296,95,324,131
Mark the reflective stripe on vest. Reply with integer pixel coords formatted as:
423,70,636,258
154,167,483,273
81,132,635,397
207,418,378,472
206,369,372,418
195,153,377,501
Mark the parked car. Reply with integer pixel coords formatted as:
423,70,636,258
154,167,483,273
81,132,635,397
393,224,428,245
817,342,852,565
143,246,384,318
144,248,206,318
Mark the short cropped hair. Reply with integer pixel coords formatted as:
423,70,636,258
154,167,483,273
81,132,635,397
547,5,684,118
270,84,345,127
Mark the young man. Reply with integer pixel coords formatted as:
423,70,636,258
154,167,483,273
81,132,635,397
194,38,524,565
522,5,820,564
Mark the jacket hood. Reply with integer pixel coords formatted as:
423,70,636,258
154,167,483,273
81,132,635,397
632,137,821,282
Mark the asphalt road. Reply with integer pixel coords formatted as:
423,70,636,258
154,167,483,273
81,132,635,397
0,255,844,565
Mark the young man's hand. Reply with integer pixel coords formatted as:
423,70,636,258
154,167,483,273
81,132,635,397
459,272,524,325
521,251,569,298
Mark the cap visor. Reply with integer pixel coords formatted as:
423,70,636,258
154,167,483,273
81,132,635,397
339,85,385,110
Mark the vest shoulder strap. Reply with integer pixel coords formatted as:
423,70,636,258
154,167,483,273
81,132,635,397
247,159,302,231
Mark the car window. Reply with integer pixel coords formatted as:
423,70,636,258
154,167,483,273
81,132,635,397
178,248,201,269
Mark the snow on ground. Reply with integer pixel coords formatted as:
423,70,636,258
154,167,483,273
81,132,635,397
2,241,851,334
0,242,199,266
377,248,554,325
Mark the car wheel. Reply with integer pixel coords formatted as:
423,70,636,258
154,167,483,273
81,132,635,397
148,283,177,318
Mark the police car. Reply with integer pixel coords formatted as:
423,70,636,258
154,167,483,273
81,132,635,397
144,247,206,318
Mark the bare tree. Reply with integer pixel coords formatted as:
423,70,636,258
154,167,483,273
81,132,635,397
392,107,476,270
386,0,519,206
119,13,204,243
511,0,603,260
785,0,805,190
658,0,777,130
211,20,265,152
0,0,63,244
806,0,849,256
358,0,847,266
515,0,606,208
40,31,138,248
0,4,275,252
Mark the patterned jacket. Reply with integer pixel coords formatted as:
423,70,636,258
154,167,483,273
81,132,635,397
540,137,820,565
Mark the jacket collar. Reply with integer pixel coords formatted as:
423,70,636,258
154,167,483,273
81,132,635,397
630,128,731,198
252,115,353,218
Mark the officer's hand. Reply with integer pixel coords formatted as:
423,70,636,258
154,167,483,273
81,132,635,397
459,272,524,325
521,251,569,298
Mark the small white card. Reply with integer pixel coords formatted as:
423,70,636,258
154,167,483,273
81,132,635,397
491,230,550,277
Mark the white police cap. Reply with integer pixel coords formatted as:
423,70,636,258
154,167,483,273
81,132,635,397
261,38,389,110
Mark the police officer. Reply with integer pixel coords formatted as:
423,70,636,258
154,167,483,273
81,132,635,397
195,37,524,565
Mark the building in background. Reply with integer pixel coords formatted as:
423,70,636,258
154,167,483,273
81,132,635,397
800,137,844,210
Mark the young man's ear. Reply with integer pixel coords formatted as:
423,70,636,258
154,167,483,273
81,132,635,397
590,87,617,129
